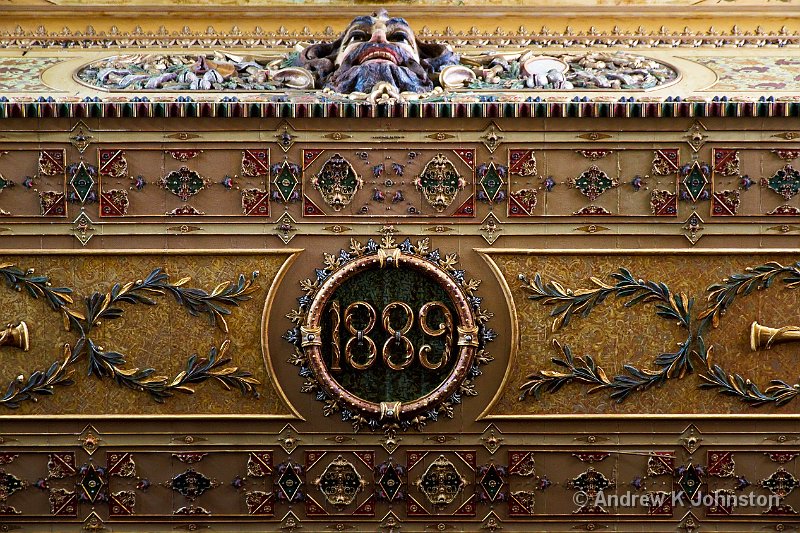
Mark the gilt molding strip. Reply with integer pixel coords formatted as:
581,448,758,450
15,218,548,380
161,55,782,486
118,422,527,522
0,22,798,50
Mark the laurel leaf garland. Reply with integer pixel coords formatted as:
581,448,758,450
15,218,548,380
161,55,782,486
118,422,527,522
519,268,693,403
0,265,261,408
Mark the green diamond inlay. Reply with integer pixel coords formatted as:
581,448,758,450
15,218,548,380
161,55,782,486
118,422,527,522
273,162,298,202
277,462,303,502
480,162,504,202
70,162,95,203
479,464,505,502
766,164,800,200
678,464,702,499
682,162,708,202
79,464,105,502
378,462,403,502
0,174,12,191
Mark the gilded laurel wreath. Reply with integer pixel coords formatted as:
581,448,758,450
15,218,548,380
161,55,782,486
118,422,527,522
697,261,800,406
0,264,261,408
519,260,800,408
518,268,693,403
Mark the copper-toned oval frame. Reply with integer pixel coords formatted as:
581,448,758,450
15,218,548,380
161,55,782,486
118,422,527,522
303,253,476,420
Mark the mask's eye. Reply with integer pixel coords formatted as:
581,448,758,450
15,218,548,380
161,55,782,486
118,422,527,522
388,31,409,43
348,30,368,44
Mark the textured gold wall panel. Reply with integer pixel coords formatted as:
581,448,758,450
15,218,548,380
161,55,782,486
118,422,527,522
484,251,800,416
0,253,297,416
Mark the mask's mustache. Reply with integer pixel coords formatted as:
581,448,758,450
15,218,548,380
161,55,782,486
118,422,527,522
341,42,414,69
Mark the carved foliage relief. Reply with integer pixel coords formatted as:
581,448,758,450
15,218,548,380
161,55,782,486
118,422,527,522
0,254,294,416
484,252,800,416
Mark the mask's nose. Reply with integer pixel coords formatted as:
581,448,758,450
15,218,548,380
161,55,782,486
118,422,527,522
369,28,388,44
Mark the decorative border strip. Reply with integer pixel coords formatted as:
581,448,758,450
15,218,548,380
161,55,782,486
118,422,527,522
0,26,798,49
3,221,796,249
0,98,796,119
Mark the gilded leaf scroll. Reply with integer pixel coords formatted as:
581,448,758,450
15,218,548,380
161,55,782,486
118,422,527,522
518,260,800,408
0,264,262,408
518,268,693,402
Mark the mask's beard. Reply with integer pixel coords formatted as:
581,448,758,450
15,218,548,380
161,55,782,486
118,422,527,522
326,42,433,93
327,62,433,93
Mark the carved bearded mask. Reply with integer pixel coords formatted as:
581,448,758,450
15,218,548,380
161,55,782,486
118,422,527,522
297,10,459,94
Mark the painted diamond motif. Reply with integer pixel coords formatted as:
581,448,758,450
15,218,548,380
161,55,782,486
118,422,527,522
0,471,25,500
317,455,364,507
415,455,466,506
277,462,304,502
764,164,800,200
761,468,799,498
479,162,505,202
0,175,12,192
273,162,299,202
166,469,218,500
159,167,209,201
377,461,404,502
682,161,709,202
678,464,703,499
478,464,505,502
569,165,618,201
70,162,95,204
72,211,95,245
79,465,105,503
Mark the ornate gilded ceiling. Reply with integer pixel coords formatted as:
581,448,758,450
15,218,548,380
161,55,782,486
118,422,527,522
0,3,799,532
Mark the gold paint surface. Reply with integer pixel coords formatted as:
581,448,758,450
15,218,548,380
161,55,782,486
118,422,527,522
485,252,800,416
0,1,793,38
0,253,295,416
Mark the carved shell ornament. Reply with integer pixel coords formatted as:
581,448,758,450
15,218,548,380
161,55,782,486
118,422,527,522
285,235,495,438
